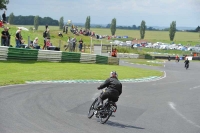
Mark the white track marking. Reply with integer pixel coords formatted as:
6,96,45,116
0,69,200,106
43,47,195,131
168,102,200,129
0,84,28,88
152,80,187,85
189,85,200,90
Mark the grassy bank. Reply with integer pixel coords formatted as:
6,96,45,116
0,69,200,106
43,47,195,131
0,61,163,86
5,24,199,49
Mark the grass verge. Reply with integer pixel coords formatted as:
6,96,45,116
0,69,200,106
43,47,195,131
0,61,163,86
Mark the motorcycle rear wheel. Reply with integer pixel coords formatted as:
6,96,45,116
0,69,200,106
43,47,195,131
88,98,98,118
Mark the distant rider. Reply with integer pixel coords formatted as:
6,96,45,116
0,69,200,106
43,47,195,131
168,55,171,61
184,58,189,68
175,55,179,62
96,71,122,109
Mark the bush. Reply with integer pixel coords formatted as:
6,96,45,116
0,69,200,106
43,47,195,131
144,54,155,60
29,27,33,31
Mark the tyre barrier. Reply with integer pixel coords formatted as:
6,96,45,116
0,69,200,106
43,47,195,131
0,46,119,65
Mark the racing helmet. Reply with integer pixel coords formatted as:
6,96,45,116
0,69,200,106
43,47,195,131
110,71,118,78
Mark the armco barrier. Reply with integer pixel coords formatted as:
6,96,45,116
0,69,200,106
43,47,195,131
117,53,139,58
108,57,119,65
154,56,175,60
7,48,38,61
0,46,8,60
192,57,200,60
61,52,81,62
0,47,119,65
96,55,108,64
80,53,96,63
38,50,62,62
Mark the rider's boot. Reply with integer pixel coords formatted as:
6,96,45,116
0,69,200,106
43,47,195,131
97,97,103,109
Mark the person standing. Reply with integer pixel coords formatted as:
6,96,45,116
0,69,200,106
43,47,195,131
72,37,77,52
78,38,83,52
45,24,48,30
6,27,11,46
64,37,71,51
2,11,6,23
1,27,9,46
42,29,48,49
15,29,22,48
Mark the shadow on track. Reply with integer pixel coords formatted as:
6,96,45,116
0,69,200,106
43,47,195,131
106,121,145,129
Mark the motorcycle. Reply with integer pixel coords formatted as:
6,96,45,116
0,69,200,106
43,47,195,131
88,90,117,124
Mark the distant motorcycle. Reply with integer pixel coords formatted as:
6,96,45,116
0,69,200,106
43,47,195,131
185,64,189,70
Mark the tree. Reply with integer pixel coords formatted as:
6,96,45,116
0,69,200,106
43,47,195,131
85,16,90,30
132,25,137,29
8,12,14,24
59,16,64,30
34,15,39,30
88,16,90,30
169,21,176,41
0,0,9,10
110,18,116,36
195,26,200,32
140,20,146,39
106,24,111,28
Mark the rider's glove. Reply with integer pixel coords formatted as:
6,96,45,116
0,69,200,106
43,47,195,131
97,87,100,90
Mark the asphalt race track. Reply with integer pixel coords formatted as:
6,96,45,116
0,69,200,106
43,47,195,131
1,60,200,133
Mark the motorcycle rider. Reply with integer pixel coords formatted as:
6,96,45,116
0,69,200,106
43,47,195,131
168,55,171,61
96,71,122,109
184,58,189,68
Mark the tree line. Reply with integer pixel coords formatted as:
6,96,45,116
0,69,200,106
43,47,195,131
7,13,59,26
8,13,178,41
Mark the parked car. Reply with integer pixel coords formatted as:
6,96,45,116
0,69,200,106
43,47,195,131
132,44,141,48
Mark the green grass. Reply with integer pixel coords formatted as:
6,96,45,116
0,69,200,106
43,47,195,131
0,61,163,86
121,58,165,66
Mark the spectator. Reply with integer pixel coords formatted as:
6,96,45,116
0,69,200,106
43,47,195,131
7,27,11,46
46,38,51,49
20,37,25,44
33,37,40,49
0,20,4,28
64,37,71,51
45,24,48,30
15,29,22,48
72,37,77,51
42,29,48,49
65,26,68,34
79,28,83,34
1,27,9,46
78,38,83,52
2,11,6,23
111,48,117,57
58,32,63,37
63,25,66,33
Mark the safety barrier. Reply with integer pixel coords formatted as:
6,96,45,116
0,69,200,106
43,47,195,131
7,47,38,61
61,52,81,63
96,55,108,64
0,47,119,65
80,53,96,63
108,57,119,65
0,46,8,61
117,53,139,58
